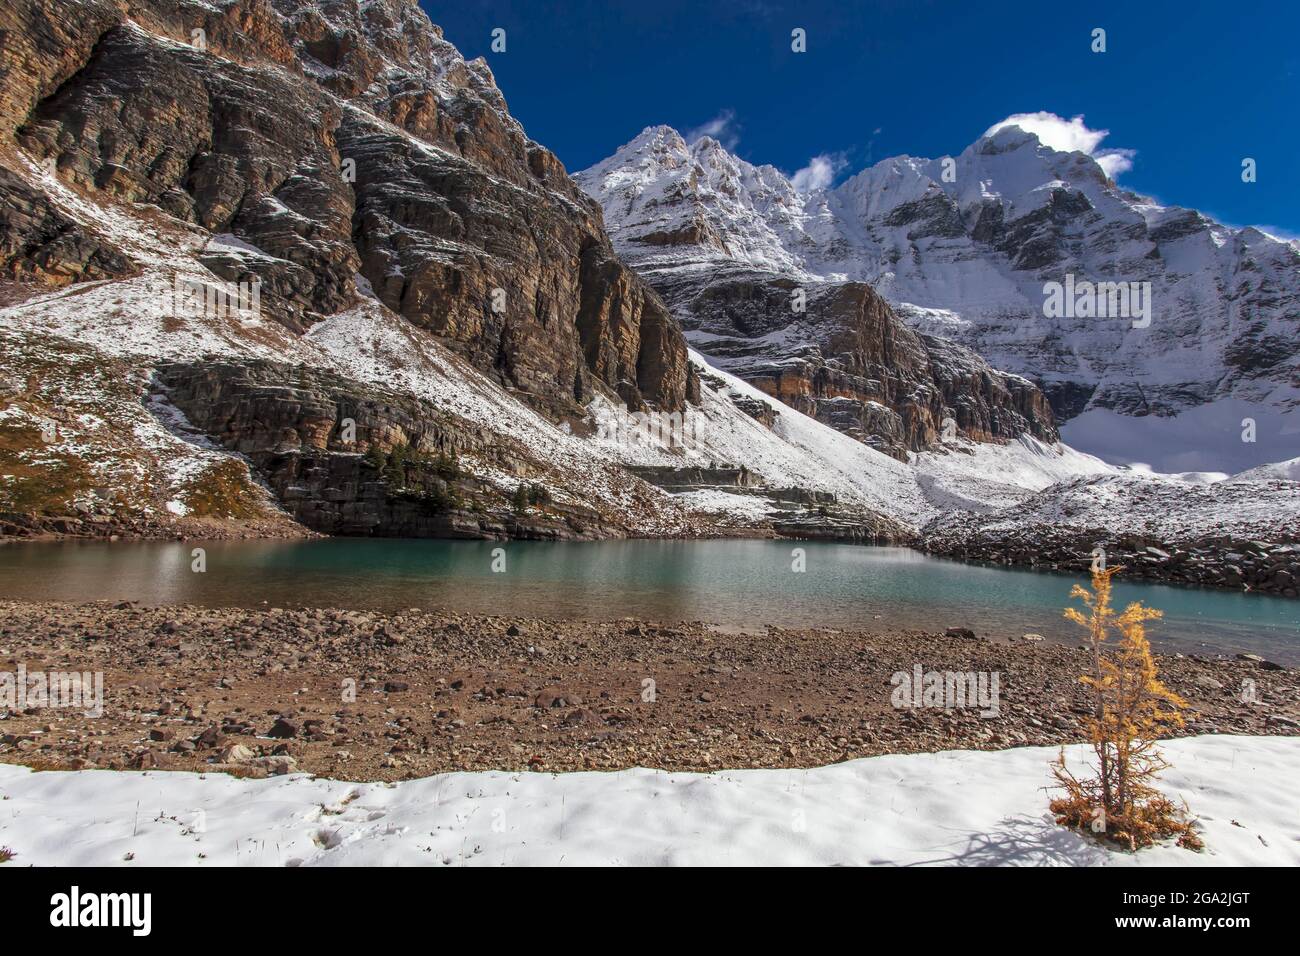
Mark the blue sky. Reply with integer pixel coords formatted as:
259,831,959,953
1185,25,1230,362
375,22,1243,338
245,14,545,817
423,1,1300,235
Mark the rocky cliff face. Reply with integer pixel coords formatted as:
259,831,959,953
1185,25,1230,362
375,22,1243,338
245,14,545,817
644,263,1055,458
0,166,135,284
2,0,688,416
152,359,631,539
0,0,721,540
576,127,1058,457
578,125,1300,471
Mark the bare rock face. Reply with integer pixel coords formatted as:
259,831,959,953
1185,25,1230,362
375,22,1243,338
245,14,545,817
15,17,360,325
652,266,1056,459
339,120,686,415
0,0,122,142
919,334,1058,446
151,360,628,539
152,359,484,537
0,167,133,284
4,0,687,415
576,243,688,410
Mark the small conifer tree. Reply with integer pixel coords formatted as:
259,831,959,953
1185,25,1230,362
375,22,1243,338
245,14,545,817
1050,565,1202,851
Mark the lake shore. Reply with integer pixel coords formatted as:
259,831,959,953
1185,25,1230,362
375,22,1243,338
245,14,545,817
1,600,1295,782
4,519,1297,600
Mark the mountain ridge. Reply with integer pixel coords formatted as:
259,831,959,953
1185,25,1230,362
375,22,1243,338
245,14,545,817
577,122,1300,471
0,0,1295,596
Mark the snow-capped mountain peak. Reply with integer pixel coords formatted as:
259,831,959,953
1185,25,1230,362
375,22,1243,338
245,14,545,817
578,122,1300,472
577,125,819,276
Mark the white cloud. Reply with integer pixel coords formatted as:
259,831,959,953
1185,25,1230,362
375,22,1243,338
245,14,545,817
685,110,740,150
984,112,1135,179
790,152,848,193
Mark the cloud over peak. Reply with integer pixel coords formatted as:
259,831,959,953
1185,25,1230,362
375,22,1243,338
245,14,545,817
790,152,849,193
685,109,741,151
984,112,1135,179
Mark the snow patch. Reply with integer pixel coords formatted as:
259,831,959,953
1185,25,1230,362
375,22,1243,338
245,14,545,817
0,735,1293,866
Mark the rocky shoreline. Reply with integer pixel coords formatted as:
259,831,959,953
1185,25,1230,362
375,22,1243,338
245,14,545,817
0,511,316,542
922,525,1300,598
1,601,1294,782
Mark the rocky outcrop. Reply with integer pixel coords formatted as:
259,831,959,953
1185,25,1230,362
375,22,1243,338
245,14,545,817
626,465,762,491
922,474,1300,596
644,265,1056,459
919,333,1057,446
924,526,1300,598
0,167,134,284
151,359,635,539
6,0,688,416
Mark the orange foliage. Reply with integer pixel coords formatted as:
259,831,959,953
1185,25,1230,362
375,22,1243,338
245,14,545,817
1050,566,1203,851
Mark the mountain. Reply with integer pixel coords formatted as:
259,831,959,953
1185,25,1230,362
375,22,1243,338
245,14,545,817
0,0,1079,547
5,0,690,418
575,127,1060,461
0,0,729,542
1,0,1295,593
577,125,1300,472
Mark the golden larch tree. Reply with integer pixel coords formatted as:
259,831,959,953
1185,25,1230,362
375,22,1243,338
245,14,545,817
1050,565,1202,851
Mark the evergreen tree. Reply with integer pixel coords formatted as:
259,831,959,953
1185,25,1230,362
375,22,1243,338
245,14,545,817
388,442,408,483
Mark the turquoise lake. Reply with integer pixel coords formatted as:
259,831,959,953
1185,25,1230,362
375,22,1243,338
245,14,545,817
0,538,1295,664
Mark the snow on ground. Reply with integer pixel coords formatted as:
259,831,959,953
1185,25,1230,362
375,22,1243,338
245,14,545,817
669,352,1118,526
911,436,1113,514
668,489,775,521
1,735,1293,866
929,472,1300,542
1232,456,1300,482
684,354,930,522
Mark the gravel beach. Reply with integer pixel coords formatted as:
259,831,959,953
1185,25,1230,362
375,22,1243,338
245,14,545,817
1,600,1295,782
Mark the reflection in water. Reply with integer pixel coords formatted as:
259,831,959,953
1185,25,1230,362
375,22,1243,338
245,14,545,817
0,538,1295,664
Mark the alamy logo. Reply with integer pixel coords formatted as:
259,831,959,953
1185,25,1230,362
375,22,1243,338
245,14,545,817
0,664,102,717
891,664,1000,718
593,406,702,450
50,887,151,936
1042,274,1151,328
172,274,261,323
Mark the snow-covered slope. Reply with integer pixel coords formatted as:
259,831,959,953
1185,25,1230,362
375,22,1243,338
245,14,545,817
929,472,1300,544
12,141,1278,552
673,352,1113,526
576,125,829,276
578,125,1300,473
1232,456,1300,482
3,735,1295,866
0,151,1099,537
